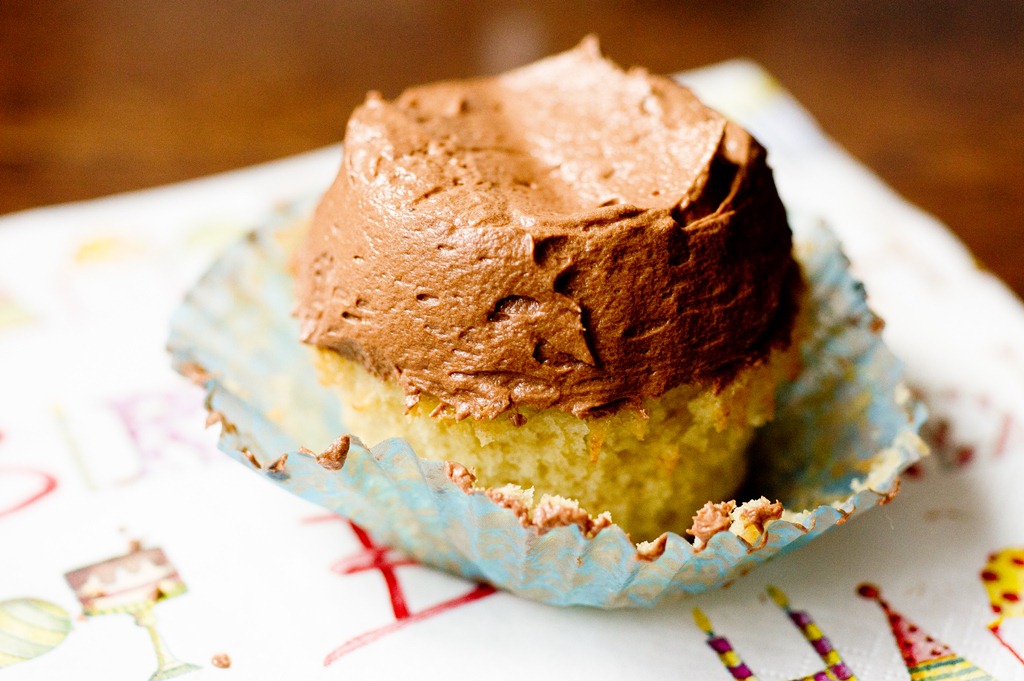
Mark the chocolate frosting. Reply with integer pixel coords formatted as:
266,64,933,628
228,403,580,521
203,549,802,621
295,38,799,420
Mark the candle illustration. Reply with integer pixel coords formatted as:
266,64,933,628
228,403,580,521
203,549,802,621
693,585,857,680
64,546,199,680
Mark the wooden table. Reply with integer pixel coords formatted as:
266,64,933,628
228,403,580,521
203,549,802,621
2,1,1021,297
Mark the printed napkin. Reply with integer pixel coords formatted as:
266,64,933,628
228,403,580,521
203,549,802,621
1,62,1022,680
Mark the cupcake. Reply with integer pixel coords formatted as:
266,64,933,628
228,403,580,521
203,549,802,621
293,39,804,541
169,40,926,606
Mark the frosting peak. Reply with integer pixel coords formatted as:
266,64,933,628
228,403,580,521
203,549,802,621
295,40,799,420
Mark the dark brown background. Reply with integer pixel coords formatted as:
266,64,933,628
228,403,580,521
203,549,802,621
2,1,1021,296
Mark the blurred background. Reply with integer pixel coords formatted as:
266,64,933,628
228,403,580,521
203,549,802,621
1,1,1021,295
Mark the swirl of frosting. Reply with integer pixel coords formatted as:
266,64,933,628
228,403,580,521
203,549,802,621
295,39,800,420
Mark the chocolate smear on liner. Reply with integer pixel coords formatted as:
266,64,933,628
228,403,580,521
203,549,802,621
267,454,288,473
240,448,261,469
687,501,736,551
203,408,237,435
445,461,610,539
315,435,350,470
178,361,212,385
636,534,669,561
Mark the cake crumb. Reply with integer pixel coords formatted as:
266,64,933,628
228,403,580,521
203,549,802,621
445,461,477,492
509,412,526,427
739,497,783,533
211,653,231,669
267,454,288,473
317,435,350,470
687,500,737,550
732,497,784,546
296,446,315,456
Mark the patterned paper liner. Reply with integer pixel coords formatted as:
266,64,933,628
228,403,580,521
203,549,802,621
168,202,926,608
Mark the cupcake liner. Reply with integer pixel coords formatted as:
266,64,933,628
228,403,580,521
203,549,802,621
168,202,926,608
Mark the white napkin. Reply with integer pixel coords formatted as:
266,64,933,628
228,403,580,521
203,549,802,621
1,62,1022,680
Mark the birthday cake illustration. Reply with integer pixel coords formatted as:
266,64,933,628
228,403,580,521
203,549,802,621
65,546,199,680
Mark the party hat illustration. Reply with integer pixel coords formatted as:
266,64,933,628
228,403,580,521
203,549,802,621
980,547,1024,665
0,598,72,668
693,586,857,680
857,583,995,680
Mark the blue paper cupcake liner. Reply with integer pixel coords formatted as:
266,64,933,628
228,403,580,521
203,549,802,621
168,201,926,608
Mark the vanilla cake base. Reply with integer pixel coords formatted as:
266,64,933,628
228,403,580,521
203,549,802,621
314,334,801,541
